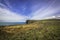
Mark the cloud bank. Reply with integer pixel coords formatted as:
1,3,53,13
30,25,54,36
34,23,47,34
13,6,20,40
0,0,60,22
0,5,60,22
30,0,60,20
30,7,60,20
0,8,28,22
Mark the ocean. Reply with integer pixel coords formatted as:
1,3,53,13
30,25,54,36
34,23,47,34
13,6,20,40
0,22,26,26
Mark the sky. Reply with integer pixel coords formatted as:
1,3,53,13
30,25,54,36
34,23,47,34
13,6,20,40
0,0,60,22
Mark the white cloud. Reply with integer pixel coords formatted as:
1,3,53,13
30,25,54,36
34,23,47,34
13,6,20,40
0,2,28,22
0,8,28,22
0,3,7,8
29,0,60,20
30,6,60,20
0,0,60,22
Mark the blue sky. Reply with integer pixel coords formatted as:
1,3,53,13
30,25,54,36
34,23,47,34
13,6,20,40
0,0,60,22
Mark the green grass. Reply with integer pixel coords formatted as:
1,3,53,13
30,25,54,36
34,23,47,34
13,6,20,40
0,19,60,40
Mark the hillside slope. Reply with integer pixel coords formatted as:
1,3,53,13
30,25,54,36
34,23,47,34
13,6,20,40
0,19,60,40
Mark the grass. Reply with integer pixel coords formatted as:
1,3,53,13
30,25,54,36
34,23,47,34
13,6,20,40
0,19,60,40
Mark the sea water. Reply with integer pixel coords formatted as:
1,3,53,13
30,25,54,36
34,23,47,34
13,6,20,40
0,22,26,26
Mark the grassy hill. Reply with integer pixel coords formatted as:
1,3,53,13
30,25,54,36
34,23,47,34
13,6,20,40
0,19,60,40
